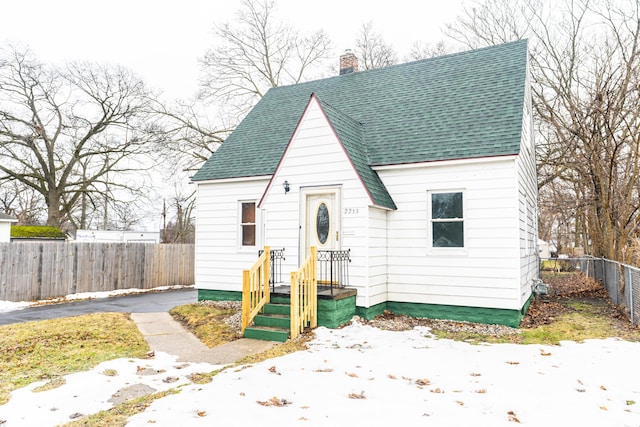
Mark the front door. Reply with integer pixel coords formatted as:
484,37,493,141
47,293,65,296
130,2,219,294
302,189,341,261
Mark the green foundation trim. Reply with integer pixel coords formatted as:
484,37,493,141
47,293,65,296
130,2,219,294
520,294,533,315
356,300,530,328
355,302,387,320
317,295,356,328
198,289,531,329
197,289,242,302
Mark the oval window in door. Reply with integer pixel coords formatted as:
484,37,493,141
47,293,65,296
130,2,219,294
316,202,329,245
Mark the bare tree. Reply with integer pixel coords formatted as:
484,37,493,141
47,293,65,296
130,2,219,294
355,21,398,70
0,180,44,224
0,45,156,230
445,0,537,48
150,99,231,173
407,40,452,61
447,0,640,263
160,187,195,244
200,0,332,115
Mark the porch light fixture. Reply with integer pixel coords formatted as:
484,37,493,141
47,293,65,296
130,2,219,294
283,180,290,194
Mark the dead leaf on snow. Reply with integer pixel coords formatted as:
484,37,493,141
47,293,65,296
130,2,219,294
476,389,487,394
387,374,397,380
470,373,481,377
430,388,444,393
348,391,366,399
346,372,358,378
508,411,520,423
540,349,552,356
197,411,206,417
600,406,608,411
415,378,431,386
314,368,333,373
506,361,520,365
455,400,464,406
257,396,292,407
268,366,280,375
600,385,607,391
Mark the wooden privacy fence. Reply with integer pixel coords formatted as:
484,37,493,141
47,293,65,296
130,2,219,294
0,242,194,302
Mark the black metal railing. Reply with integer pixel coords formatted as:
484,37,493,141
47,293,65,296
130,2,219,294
258,248,286,291
257,247,351,294
317,249,351,294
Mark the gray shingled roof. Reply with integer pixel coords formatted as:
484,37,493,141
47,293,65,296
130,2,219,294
0,212,17,222
193,40,528,208
318,97,397,209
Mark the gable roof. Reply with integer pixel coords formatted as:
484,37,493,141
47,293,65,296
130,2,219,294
317,97,397,209
193,40,528,187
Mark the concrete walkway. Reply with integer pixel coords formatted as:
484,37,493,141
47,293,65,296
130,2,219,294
131,312,278,364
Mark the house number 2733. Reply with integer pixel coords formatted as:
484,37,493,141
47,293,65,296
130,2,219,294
344,208,360,215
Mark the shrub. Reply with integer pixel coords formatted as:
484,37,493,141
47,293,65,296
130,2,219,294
10,225,66,239
540,259,574,272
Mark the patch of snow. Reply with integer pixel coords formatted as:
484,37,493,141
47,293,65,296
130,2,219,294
1,320,639,426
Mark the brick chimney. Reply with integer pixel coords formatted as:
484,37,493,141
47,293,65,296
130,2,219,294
339,49,358,75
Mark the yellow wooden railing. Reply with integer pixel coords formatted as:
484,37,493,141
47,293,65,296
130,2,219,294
241,246,271,333
290,246,318,339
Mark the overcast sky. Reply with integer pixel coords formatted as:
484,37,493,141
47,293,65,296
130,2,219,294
0,0,465,100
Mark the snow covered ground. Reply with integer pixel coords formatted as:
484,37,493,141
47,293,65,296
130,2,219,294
1,320,639,426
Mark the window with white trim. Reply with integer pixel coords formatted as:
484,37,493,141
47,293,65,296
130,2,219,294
430,192,464,248
240,201,256,247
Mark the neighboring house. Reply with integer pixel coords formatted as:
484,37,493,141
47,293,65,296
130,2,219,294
74,230,160,243
0,213,18,243
192,40,538,327
538,239,551,259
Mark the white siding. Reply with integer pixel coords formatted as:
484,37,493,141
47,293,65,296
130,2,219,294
517,66,538,306
0,222,11,243
195,93,536,314
260,97,374,306
366,207,388,306
195,178,269,291
377,158,522,310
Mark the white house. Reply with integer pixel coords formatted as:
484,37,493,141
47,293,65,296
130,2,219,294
538,239,551,259
0,213,17,243
192,40,538,328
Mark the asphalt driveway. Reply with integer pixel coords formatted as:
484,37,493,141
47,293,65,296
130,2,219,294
0,288,198,325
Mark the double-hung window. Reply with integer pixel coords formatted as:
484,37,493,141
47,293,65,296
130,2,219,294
430,192,464,248
240,201,256,247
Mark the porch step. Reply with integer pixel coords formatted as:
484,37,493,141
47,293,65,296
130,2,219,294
262,303,290,315
244,325,289,343
254,313,290,329
243,303,291,342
